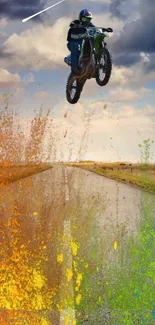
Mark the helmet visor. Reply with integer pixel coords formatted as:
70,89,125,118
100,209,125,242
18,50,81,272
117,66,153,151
81,16,92,23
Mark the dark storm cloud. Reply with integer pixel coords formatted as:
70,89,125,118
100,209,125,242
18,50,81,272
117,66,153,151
0,0,44,21
110,0,126,19
0,0,110,25
113,52,141,67
110,0,155,69
109,0,139,20
43,0,110,27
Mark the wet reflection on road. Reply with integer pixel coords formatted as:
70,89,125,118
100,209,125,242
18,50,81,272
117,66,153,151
1,166,155,324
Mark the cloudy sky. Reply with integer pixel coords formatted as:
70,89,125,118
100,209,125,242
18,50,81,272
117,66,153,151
0,0,155,162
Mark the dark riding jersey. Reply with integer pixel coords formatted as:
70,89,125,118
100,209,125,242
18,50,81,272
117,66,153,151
67,19,95,42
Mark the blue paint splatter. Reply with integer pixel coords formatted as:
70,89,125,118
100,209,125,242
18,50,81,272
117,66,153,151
135,292,140,298
142,317,146,324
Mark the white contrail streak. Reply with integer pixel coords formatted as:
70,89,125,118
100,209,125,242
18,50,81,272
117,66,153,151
22,0,66,23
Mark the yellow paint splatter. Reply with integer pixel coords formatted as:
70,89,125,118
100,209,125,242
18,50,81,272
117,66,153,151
57,253,63,264
114,240,118,250
75,273,83,291
65,316,70,325
70,239,79,256
64,316,76,325
73,261,78,271
56,303,62,312
65,268,73,282
76,294,82,305
32,294,44,310
33,269,45,289
41,318,50,325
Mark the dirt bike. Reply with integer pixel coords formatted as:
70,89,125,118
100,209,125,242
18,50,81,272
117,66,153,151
64,26,113,104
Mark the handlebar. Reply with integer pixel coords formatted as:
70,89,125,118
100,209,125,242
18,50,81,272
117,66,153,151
85,26,113,38
89,27,113,33
102,27,113,33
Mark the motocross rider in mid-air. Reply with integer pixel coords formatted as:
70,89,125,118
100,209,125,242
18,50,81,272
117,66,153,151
67,9,112,75
67,9,95,75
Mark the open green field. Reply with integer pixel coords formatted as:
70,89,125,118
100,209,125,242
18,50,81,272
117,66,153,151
64,161,155,194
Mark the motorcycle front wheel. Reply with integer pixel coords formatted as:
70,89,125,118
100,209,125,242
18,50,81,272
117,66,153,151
66,73,86,104
96,48,112,86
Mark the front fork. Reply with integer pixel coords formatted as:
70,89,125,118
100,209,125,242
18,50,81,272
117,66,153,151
92,49,96,65
92,39,107,67
90,38,97,66
96,41,107,68
80,38,96,68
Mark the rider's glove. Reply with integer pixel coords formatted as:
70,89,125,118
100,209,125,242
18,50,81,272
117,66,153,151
106,27,113,33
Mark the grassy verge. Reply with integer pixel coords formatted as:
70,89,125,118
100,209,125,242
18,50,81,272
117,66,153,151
64,161,155,194
0,163,53,186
